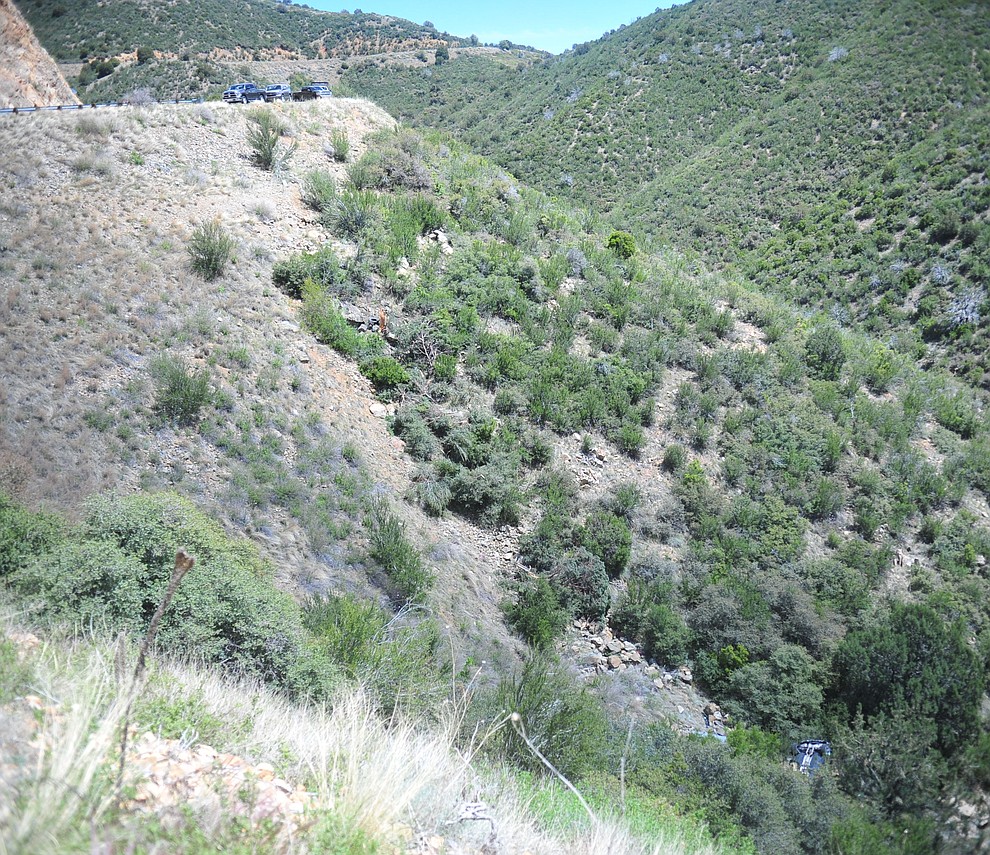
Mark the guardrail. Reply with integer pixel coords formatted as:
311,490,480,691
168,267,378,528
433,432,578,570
0,97,204,115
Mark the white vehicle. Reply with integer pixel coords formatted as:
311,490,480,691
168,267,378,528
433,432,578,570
264,83,292,102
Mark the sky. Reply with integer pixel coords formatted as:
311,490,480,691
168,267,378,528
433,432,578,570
309,1,684,55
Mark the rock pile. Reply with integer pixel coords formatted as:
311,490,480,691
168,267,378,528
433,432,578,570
124,731,312,832
566,622,730,738
569,620,644,672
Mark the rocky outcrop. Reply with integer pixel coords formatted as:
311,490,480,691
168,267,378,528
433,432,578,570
0,0,79,107
568,620,729,738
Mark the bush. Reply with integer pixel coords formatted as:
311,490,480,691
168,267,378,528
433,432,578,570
611,578,690,665
830,602,982,756
662,444,686,472
328,129,350,163
552,548,610,622
483,654,609,780
300,281,363,356
149,354,212,426
804,326,845,381
0,494,64,578
11,492,306,685
607,230,636,259
503,576,570,648
247,108,297,172
580,510,632,578
301,169,337,211
366,498,433,604
360,356,410,398
188,220,235,280
327,189,380,237
302,592,443,711
447,458,523,527
272,246,349,299
611,422,646,457
390,406,439,460
0,635,33,704
933,390,979,438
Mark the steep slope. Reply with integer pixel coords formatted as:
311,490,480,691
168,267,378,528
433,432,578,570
343,0,990,382
2,92,989,850
0,0,77,106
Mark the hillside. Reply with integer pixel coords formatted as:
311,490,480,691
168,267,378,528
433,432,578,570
1,94,989,852
342,0,990,384
15,0,469,62
12,0,542,104
0,0,77,106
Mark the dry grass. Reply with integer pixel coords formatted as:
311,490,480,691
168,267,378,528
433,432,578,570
0,640,125,855
0,613,721,855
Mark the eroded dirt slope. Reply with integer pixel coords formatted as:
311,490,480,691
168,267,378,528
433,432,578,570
0,0,78,107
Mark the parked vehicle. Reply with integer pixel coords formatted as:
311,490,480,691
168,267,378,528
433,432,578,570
222,82,257,103
264,83,292,102
223,83,267,104
294,82,333,100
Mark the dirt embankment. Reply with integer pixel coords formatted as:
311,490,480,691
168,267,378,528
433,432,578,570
0,0,78,107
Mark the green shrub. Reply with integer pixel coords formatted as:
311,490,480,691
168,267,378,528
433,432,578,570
12,492,305,686
607,230,636,259
390,406,438,461
504,577,570,649
447,458,523,527
807,477,845,519
366,498,433,604
552,548,610,622
328,129,350,163
301,169,337,211
135,690,226,745
12,540,146,629
300,281,363,356
272,246,354,300
0,636,33,704
580,510,632,578
0,494,64,578
327,189,380,237
804,326,845,381
483,654,609,780
933,390,979,438
662,444,686,472
831,602,982,756
247,108,297,172
433,353,457,381
188,220,235,280
611,578,690,665
149,354,212,426
360,356,410,398
303,592,444,713
726,725,781,762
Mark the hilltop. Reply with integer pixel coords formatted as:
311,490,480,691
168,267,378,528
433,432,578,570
343,0,990,383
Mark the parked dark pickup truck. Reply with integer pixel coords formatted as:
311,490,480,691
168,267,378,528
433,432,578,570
294,83,333,100
222,83,267,104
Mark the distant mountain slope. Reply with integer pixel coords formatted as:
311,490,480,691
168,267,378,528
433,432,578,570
0,0,77,106
343,0,990,382
14,0,468,62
